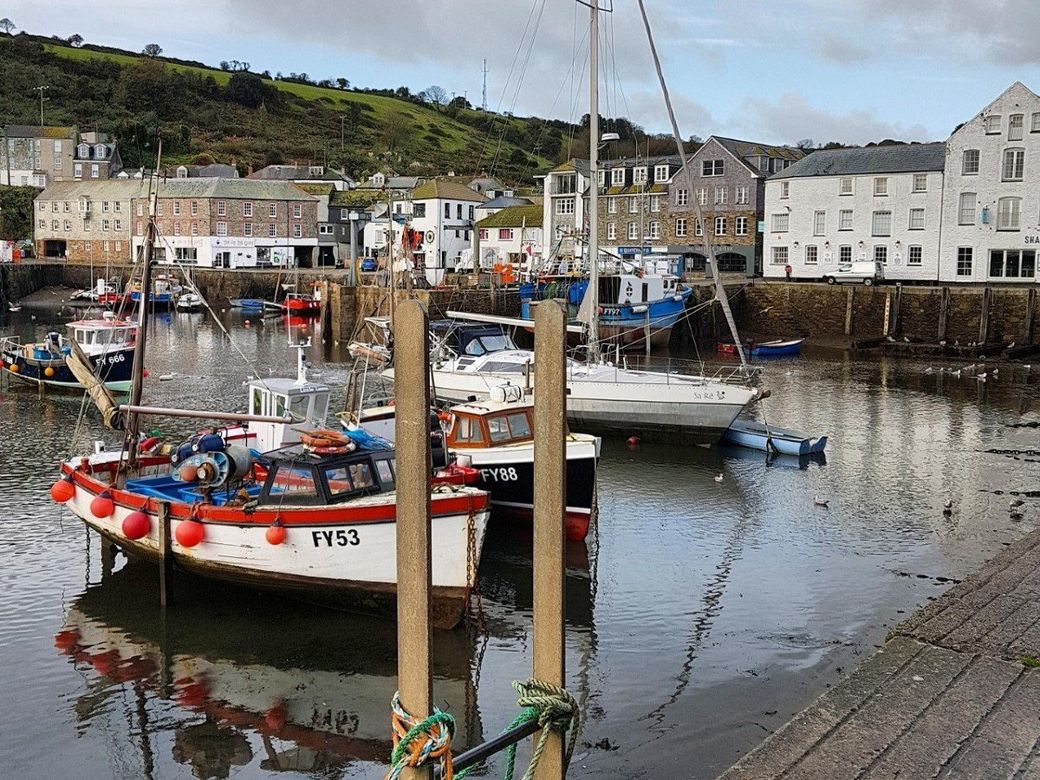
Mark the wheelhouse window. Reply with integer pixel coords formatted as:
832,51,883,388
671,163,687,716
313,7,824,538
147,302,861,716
454,415,486,444
266,464,320,502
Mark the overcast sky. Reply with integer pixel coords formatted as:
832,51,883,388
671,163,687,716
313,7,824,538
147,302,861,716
6,0,1039,146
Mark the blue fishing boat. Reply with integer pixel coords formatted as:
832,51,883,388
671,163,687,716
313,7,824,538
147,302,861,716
129,274,180,310
229,298,281,311
746,338,804,357
723,418,827,456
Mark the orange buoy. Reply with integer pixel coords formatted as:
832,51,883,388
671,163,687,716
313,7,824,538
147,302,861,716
9,362,19,373
175,519,205,547
122,511,150,540
50,477,76,503
179,463,199,482
90,492,115,518
265,521,287,546
44,366,55,378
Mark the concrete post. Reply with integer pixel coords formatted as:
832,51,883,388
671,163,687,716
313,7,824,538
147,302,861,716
532,300,567,780
844,287,855,338
393,300,433,780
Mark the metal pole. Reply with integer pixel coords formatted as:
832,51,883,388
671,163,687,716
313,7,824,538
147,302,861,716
532,299,567,780
116,404,293,424
587,0,600,358
394,299,433,780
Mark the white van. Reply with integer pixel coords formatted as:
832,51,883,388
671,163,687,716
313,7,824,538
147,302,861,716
823,261,884,286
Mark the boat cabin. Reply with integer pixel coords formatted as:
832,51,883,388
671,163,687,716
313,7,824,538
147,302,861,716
258,442,396,505
34,317,137,359
248,376,331,453
446,385,542,449
431,320,517,357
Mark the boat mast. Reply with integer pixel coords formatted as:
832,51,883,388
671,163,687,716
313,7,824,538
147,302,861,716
635,0,749,372
587,0,600,361
123,140,162,473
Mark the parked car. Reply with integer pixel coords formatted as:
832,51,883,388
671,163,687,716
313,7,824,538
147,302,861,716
360,258,378,272
823,261,884,286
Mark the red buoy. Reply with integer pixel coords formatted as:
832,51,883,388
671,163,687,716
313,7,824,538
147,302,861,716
90,492,115,518
122,511,150,540
175,519,205,547
54,628,81,653
265,521,287,546
50,477,76,503
627,435,640,448
142,368,150,378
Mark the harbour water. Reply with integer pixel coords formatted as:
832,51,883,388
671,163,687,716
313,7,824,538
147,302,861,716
1,305,1038,779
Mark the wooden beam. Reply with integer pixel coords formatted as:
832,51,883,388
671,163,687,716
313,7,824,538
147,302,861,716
394,299,433,780
532,300,567,780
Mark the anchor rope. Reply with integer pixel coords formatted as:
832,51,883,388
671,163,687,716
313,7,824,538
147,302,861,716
385,677,579,780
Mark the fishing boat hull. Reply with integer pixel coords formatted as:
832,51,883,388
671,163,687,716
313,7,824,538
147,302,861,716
60,456,490,629
722,419,827,455
1,343,134,392
129,292,174,310
175,293,204,313
747,339,804,357
282,297,321,315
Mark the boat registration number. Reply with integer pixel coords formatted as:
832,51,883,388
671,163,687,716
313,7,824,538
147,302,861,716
480,467,519,482
311,529,360,547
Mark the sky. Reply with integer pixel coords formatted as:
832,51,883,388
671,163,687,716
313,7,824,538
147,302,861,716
5,0,1040,147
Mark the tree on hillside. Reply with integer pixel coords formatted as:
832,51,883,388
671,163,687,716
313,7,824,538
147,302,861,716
142,43,163,57
422,85,449,106
796,138,815,151
226,72,267,108
0,18,14,34
380,110,408,152
448,95,471,111
335,77,350,90
67,33,84,47
219,60,230,71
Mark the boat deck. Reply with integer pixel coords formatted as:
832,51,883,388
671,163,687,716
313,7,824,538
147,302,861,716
125,475,263,505
718,528,1040,779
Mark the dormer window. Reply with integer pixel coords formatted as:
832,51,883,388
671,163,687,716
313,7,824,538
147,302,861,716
633,167,648,185
95,144,107,160
176,166,188,178
309,166,323,176
654,164,669,182
610,168,625,186
77,143,89,158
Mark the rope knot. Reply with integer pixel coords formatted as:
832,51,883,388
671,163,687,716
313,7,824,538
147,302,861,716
386,691,457,780
506,678,581,780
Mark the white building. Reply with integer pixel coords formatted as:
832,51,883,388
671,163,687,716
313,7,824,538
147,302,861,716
763,144,946,282
474,204,543,270
541,160,590,259
391,178,487,285
939,82,1040,283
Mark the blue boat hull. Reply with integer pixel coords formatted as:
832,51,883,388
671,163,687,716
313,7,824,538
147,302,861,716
1,344,135,392
747,339,804,357
723,420,827,456
130,292,174,310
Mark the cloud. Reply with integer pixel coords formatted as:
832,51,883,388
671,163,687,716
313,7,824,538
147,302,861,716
818,35,871,64
734,91,934,146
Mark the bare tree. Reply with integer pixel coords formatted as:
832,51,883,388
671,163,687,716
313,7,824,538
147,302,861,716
0,18,15,34
422,85,449,106
142,43,163,57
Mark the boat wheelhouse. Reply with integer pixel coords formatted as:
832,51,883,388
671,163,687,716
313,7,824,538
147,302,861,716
1,314,137,391
129,274,180,309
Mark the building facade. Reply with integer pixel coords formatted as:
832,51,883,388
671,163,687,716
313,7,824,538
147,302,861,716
73,132,122,180
129,179,318,268
670,137,805,274
540,160,590,259
596,155,682,258
763,144,946,282
33,180,140,262
475,204,543,269
939,82,1040,283
2,126,76,187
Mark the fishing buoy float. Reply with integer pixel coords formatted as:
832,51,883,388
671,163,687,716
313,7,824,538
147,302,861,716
50,477,76,503
175,519,205,548
9,362,18,373
44,366,55,377
90,491,115,518
121,511,150,540
626,435,640,448
265,519,287,546
179,464,198,482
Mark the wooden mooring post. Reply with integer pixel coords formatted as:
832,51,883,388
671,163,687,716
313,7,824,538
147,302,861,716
979,286,992,346
394,300,434,780
532,300,567,780
1025,287,1037,344
844,287,855,338
938,287,950,342
157,502,173,608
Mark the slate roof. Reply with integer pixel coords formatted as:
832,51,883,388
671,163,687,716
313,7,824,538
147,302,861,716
4,125,75,139
411,178,488,202
600,154,683,170
770,142,946,180
604,183,668,195
475,204,543,228
147,178,316,200
247,164,353,183
37,179,145,200
478,195,532,210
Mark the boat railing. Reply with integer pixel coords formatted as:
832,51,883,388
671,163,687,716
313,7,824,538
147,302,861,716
569,354,760,386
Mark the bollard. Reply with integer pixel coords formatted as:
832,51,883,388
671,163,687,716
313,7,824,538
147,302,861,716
394,300,434,780
532,300,567,780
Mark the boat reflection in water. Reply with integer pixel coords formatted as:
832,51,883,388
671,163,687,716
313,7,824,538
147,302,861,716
54,562,484,777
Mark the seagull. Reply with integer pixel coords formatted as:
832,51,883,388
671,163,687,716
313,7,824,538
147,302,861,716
1025,364,1033,371
1010,499,1025,509
1008,341,1016,350
943,499,954,510
977,372,987,381
924,367,934,374
991,368,999,375
964,363,976,372
950,369,961,378
714,473,724,483
8,304,21,312
903,336,911,343
939,340,947,347
814,496,830,508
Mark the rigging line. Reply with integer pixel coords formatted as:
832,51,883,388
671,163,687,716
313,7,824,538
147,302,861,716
473,0,543,174
487,0,548,177
635,0,748,372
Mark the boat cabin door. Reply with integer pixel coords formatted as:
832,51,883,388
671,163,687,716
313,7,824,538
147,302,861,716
248,380,331,452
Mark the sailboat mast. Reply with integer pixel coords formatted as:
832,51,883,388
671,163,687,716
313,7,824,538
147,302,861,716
587,0,600,359
124,141,162,470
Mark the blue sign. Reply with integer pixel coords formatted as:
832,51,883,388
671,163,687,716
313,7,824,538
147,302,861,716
617,245,653,257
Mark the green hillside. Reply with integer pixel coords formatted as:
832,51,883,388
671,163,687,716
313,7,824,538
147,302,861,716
0,33,577,184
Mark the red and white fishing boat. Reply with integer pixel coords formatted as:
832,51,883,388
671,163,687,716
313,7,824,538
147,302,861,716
51,177,490,629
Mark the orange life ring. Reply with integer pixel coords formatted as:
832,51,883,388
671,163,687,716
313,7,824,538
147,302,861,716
300,429,354,450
